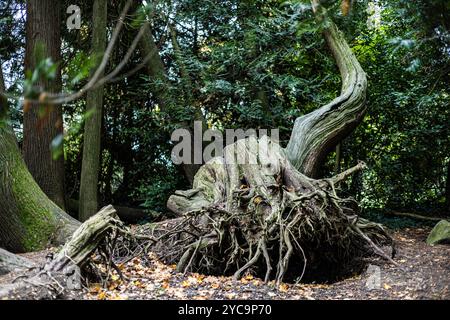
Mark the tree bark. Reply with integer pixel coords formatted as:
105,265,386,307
446,161,450,214
139,24,170,109
79,0,108,221
0,63,80,253
23,0,66,209
334,143,341,173
285,0,367,178
0,248,36,276
47,205,120,271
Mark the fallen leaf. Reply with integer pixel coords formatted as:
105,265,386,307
210,283,220,289
244,274,254,280
111,274,120,281
279,283,289,292
97,291,107,300
89,284,102,294
225,293,236,299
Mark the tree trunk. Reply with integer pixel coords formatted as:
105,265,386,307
334,143,342,173
0,63,80,253
169,23,193,101
137,0,205,183
139,24,170,109
139,18,202,184
79,0,108,221
285,0,367,178
23,0,66,209
446,161,450,214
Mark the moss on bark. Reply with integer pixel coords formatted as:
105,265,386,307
0,126,79,252
0,62,79,252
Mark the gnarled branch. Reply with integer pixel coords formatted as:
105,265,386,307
285,0,367,178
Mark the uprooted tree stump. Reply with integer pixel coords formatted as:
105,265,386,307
0,0,399,299
145,136,395,284
138,0,398,284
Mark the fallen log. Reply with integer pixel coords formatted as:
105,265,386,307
0,205,125,299
388,211,443,222
0,248,36,276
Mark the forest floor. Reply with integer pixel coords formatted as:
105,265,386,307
2,226,449,300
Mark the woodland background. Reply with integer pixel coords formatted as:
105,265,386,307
1,0,448,223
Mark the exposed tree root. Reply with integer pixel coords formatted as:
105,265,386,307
143,136,395,284
0,137,397,300
0,0,397,299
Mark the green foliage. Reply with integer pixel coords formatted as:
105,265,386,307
1,0,449,218
336,0,450,211
134,167,183,213
65,51,97,89
24,52,59,99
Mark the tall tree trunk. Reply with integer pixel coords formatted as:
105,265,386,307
285,0,367,178
79,0,108,221
139,24,170,109
445,161,450,214
23,0,66,209
170,25,205,183
0,62,80,253
139,17,201,184
169,23,193,101
334,143,342,173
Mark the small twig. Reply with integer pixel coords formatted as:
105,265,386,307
330,161,367,186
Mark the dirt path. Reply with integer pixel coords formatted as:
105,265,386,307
1,227,448,300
